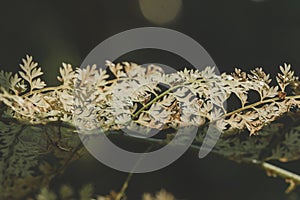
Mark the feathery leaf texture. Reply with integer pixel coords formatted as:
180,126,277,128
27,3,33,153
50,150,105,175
0,55,299,135
0,55,300,198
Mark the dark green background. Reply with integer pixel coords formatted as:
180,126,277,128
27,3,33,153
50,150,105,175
0,0,300,199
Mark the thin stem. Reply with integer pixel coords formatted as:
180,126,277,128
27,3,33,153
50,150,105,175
19,77,130,98
222,94,300,119
21,85,65,97
115,172,133,200
132,84,183,119
252,160,300,193
115,144,154,200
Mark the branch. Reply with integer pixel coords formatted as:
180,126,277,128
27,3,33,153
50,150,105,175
252,160,300,193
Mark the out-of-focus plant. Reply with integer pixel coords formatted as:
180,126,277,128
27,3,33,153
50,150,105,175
33,185,175,200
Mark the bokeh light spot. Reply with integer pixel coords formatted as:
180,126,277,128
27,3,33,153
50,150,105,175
139,0,182,25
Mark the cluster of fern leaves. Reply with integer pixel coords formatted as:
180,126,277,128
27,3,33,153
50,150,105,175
0,55,300,199
0,55,299,134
